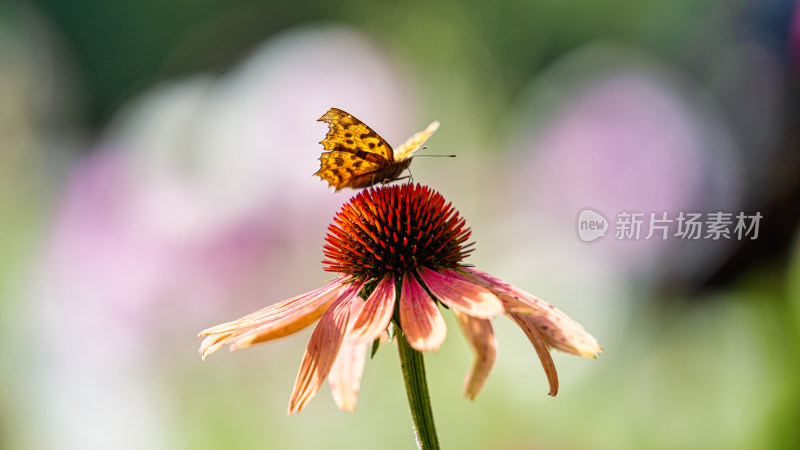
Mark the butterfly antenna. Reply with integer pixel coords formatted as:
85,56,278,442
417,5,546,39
415,147,457,158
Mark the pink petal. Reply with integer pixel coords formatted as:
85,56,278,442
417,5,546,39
348,273,396,344
328,294,367,412
417,266,504,319
454,311,497,400
200,276,349,335
510,312,559,396
398,272,446,352
328,340,367,412
464,268,602,358
198,276,350,359
288,280,364,414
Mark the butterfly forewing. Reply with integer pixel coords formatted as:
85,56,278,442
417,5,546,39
314,108,438,191
318,108,394,161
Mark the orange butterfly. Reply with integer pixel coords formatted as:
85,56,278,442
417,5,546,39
314,108,440,191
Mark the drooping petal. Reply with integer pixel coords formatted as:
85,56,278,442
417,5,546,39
453,311,497,400
398,272,446,352
288,280,364,414
463,268,602,358
509,312,559,396
328,340,368,412
198,276,350,359
328,293,367,412
200,276,350,335
348,273,396,343
417,266,504,319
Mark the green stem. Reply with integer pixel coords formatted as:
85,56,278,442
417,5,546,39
396,326,440,450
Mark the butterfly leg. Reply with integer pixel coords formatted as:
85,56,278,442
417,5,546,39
406,167,414,184
383,173,412,187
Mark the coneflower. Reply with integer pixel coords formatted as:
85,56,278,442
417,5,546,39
199,183,601,423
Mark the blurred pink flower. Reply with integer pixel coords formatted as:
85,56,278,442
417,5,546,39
512,59,739,272
43,25,426,350
35,26,431,448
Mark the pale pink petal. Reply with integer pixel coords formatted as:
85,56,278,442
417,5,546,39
417,266,504,319
510,312,559,396
198,276,351,359
200,276,350,335
328,293,367,412
463,268,602,358
198,333,231,358
399,272,446,352
328,340,367,412
454,311,497,400
348,273,396,343
288,280,364,414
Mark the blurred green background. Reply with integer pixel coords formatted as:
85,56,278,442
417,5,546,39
2,0,800,448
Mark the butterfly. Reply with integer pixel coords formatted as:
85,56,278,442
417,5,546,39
314,108,440,191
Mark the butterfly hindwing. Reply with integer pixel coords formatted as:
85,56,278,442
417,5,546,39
315,150,384,191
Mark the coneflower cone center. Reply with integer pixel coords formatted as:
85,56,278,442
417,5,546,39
323,184,473,279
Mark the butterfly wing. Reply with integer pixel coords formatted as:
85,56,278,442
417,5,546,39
318,108,394,159
315,108,401,190
392,121,440,161
316,150,388,191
